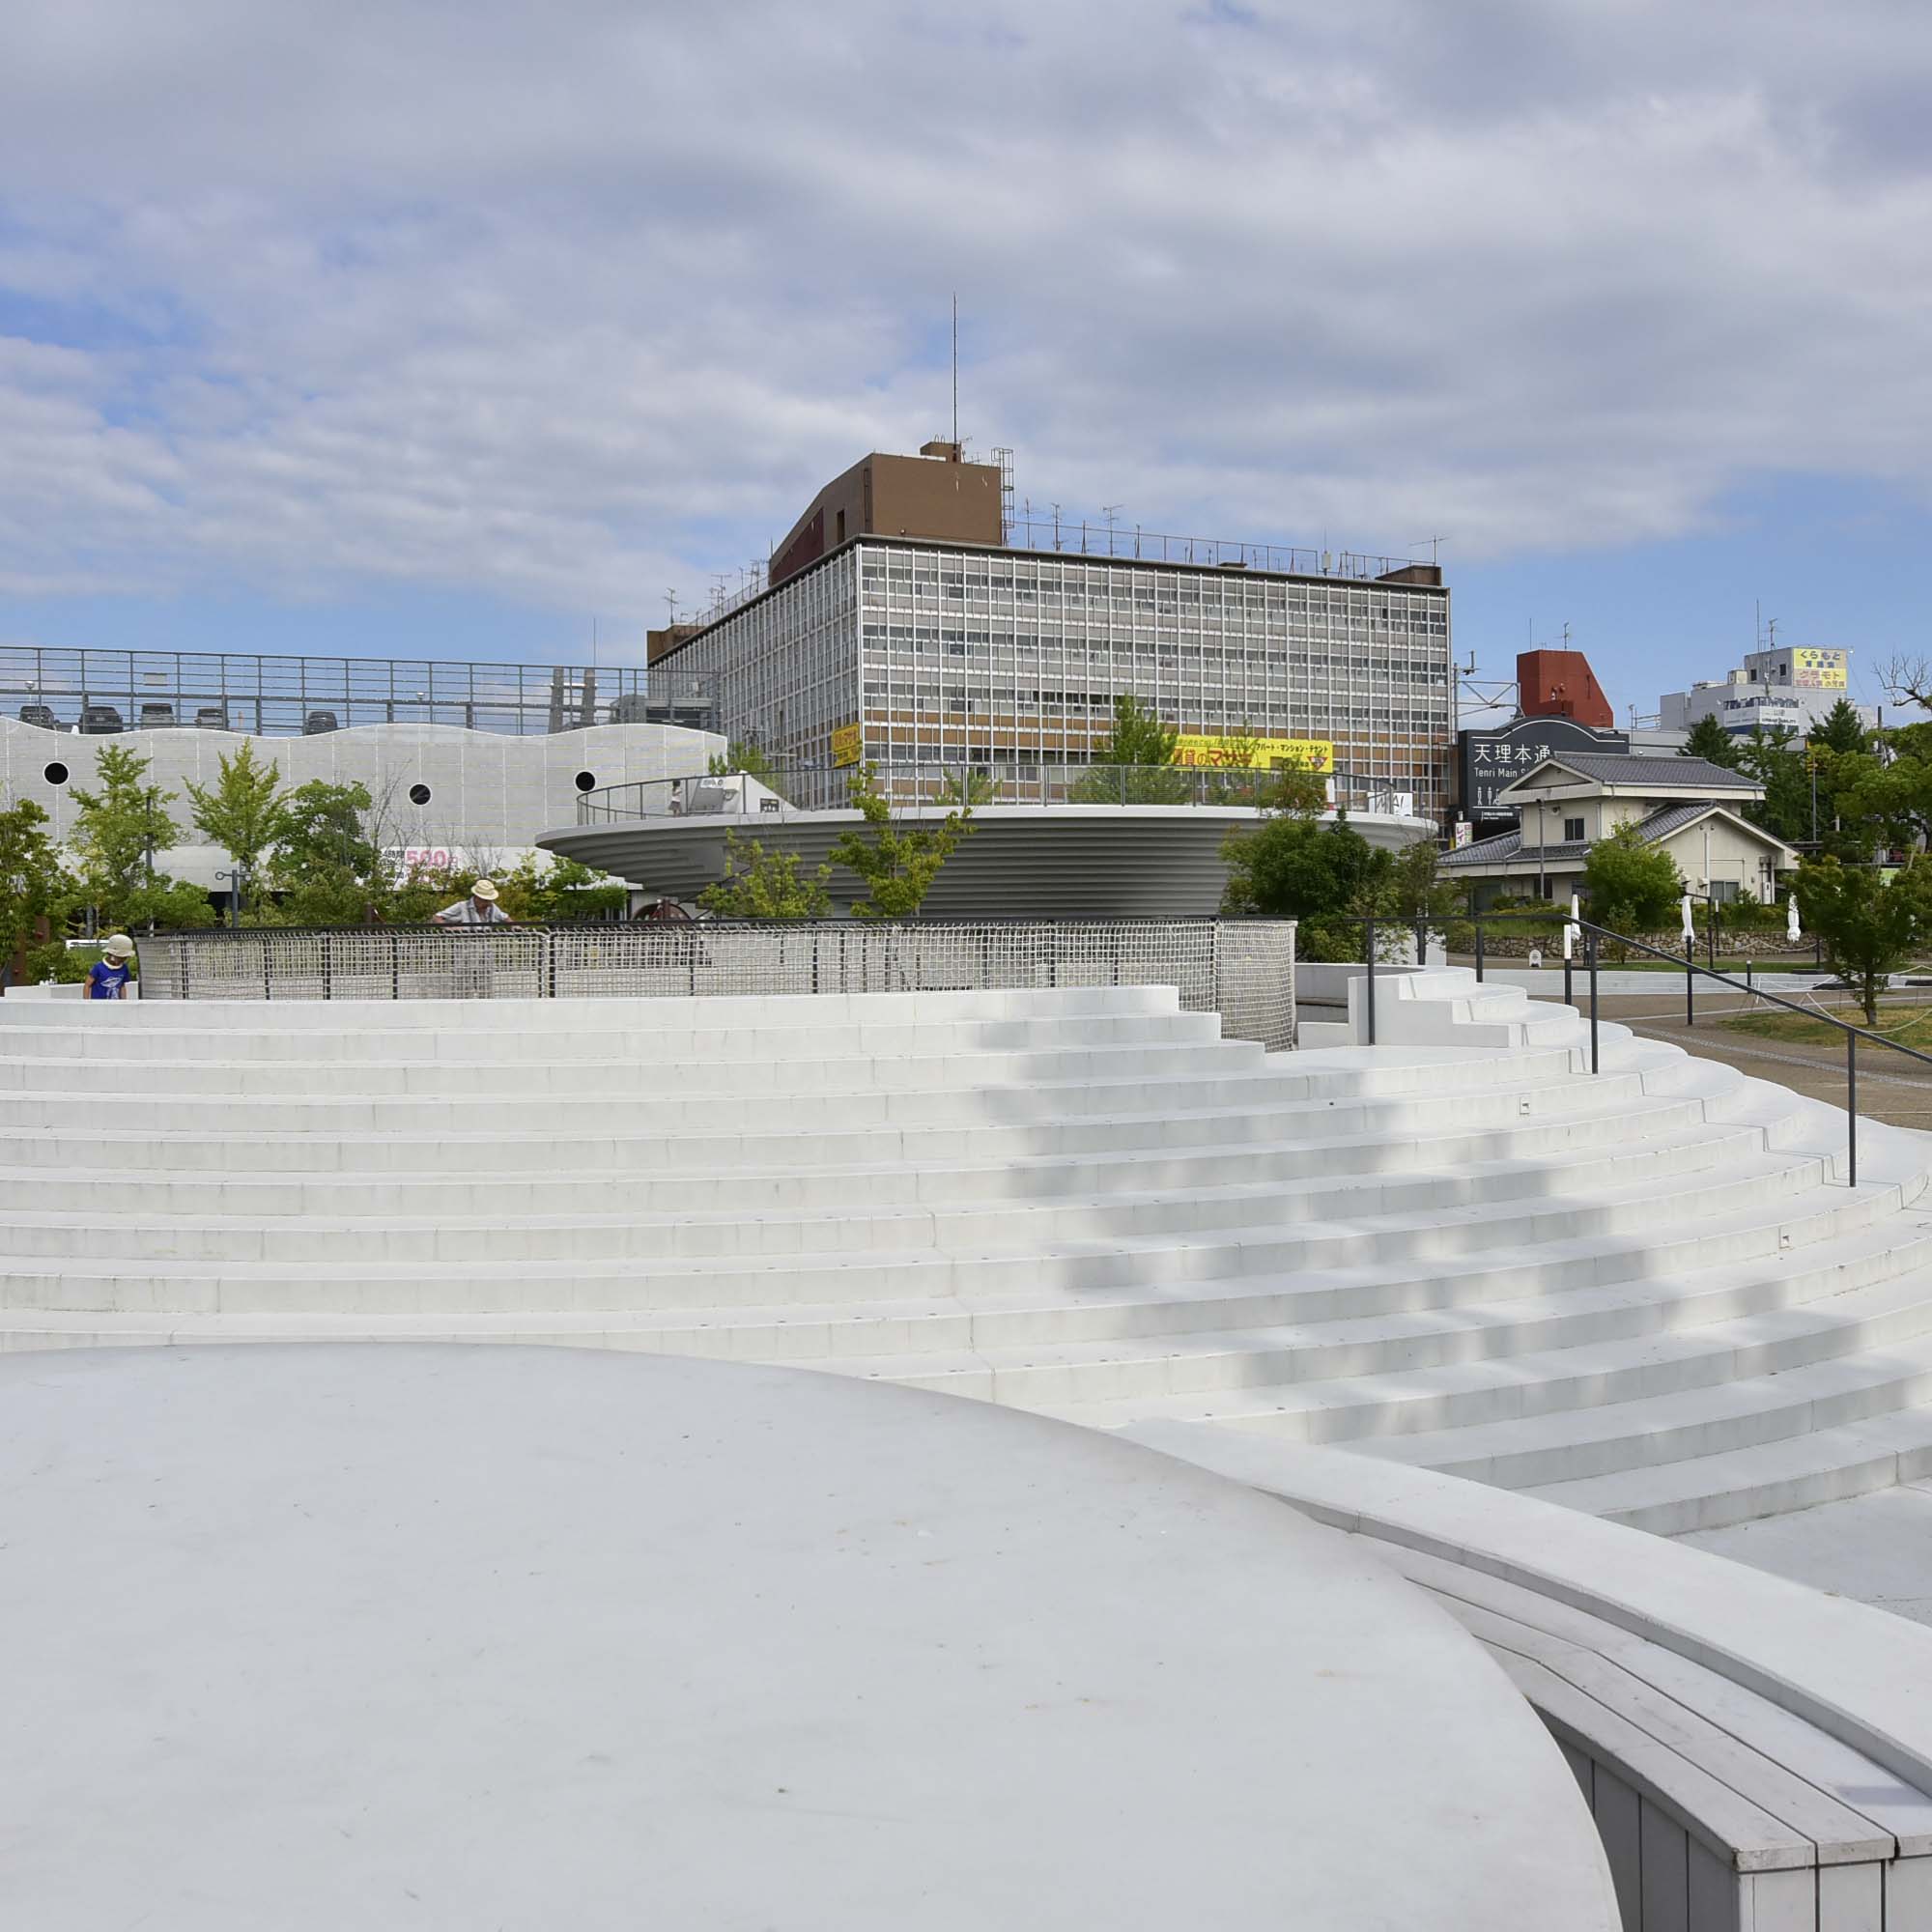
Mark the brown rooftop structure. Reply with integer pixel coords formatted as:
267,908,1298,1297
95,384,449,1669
767,442,1003,588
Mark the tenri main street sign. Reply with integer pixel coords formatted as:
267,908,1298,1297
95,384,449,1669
1457,715,1630,820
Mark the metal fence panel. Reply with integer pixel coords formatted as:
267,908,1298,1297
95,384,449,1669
136,921,1297,1049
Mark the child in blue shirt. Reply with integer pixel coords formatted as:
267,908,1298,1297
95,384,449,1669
86,936,135,1002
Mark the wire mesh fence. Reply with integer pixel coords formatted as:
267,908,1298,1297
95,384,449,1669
136,920,1298,1049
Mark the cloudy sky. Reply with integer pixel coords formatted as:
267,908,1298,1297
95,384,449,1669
4,0,1930,718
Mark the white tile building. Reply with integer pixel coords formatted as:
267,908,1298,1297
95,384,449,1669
656,539,1455,814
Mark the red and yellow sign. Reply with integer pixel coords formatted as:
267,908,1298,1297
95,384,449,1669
1172,733,1334,774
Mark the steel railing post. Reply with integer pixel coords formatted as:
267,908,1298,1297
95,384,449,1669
1474,918,1484,983
1364,919,1377,1046
1685,937,1694,1027
1588,929,1600,1075
1848,1031,1859,1187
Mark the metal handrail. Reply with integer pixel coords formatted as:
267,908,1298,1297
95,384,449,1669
1347,909,1932,1188
577,762,1418,823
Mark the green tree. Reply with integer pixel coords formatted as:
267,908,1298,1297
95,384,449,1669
937,769,997,806
1733,725,1813,845
1793,857,1932,1025
1809,697,1870,757
707,739,786,800
494,854,629,923
185,742,287,919
1679,716,1741,767
1221,812,1398,959
830,762,974,919
698,831,834,919
1070,696,1188,803
71,745,181,903
1582,823,1684,930
252,781,385,926
1833,753,1932,859
0,797,69,983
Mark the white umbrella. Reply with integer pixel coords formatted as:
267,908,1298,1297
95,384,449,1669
1787,894,1802,943
1681,894,1696,943
1563,891,1579,961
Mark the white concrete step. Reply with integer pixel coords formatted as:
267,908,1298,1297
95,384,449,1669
0,1009,1230,1064
1520,1406,1932,1535
0,1134,1836,1265
0,1094,1737,1217
1357,1307,1932,1491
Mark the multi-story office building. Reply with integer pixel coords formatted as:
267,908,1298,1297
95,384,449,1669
1660,645,1870,739
655,448,1455,813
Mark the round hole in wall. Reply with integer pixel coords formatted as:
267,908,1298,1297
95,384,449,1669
43,761,69,786
409,782,432,806
574,770,597,793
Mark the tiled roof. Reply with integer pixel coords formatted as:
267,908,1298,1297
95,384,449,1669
1441,798,1797,870
1441,830,1589,869
1511,753,1756,789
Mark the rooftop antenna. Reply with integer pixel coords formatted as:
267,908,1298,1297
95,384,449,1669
1100,504,1122,555
1408,535,1448,565
665,590,679,627
952,292,958,449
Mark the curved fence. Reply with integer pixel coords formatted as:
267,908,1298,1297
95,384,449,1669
134,919,1298,1050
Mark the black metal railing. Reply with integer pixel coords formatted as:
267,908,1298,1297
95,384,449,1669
1347,911,1932,1189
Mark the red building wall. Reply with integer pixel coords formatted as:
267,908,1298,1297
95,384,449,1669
1518,649,1613,729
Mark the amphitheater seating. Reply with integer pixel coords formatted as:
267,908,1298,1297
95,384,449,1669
3,970,1932,1543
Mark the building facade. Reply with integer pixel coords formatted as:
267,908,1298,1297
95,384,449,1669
657,538,1455,813
1440,752,1795,906
1660,645,1868,739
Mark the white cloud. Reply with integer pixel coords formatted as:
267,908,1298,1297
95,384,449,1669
3,0,1932,622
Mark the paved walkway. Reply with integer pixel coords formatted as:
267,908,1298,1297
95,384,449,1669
1587,990,1932,1130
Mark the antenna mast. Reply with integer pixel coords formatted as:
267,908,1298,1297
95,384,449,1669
951,293,958,448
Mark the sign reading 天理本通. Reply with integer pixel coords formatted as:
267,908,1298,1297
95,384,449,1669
831,724,864,768
1171,734,1334,773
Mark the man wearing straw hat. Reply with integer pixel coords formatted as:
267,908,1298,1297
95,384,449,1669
432,880,511,1000
85,935,136,1002
433,880,512,927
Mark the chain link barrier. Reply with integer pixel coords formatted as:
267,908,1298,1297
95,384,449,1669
137,921,1298,1050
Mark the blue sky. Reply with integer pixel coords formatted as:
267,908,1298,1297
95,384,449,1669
3,1,1930,730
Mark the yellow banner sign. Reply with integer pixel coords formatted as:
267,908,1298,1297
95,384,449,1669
1791,648,1847,691
831,723,864,768
1173,733,1334,774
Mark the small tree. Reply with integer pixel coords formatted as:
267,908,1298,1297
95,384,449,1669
707,739,786,800
1809,697,1870,757
1070,696,1188,803
71,745,181,904
829,762,974,919
494,854,629,923
1582,823,1684,931
1680,717,1740,767
0,797,69,983
698,831,833,919
1793,858,1932,1025
185,742,287,919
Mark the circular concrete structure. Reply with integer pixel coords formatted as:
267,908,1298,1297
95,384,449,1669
539,802,1437,915
0,1346,1614,1929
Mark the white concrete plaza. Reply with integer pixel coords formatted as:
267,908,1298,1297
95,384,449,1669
0,1344,1618,1930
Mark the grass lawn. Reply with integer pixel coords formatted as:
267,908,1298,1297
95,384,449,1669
1719,1000,1932,1047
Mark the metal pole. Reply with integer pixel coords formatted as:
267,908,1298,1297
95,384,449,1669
1473,917,1484,983
1848,1031,1858,1187
1588,930,1600,1075
391,931,400,1001
1364,919,1377,1046
1685,936,1694,1027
